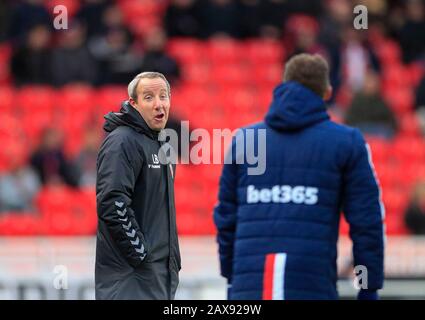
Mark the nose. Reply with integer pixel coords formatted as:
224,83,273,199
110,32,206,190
153,98,162,110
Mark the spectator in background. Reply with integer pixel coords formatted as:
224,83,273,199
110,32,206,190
89,27,141,85
415,74,425,135
340,27,380,93
345,70,397,139
7,0,51,45
30,127,80,187
404,181,425,235
416,73,425,111
0,0,11,42
286,15,329,61
258,0,289,39
75,0,112,39
199,0,241,38
318,0,352,96
75,128,101,188
164,0,202,38
50,21,98,86
11,24,52,85
238,0,262,38
398,0,425,64
139,27,181,84
0,144,40,213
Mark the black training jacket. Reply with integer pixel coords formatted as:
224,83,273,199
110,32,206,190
95,101,180,300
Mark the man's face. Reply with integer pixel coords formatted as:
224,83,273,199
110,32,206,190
130,77,170,131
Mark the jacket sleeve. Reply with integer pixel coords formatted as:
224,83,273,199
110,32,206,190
213,137,238,283
96,133,148,268
342,129,385,291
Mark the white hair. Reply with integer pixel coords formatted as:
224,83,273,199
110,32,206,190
127,72,171,100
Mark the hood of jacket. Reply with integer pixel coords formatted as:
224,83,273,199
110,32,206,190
264,81,330,131
103,100,159,140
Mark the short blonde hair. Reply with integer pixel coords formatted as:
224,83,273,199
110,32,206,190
128,72,171,100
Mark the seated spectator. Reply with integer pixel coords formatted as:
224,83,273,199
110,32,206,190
139,27,181,84
416,74,425,111
404,181,425,235
7,0,51,45
0,0,11,42
75,0,111,39
50,21,98,86
258,0,289,39
398,0,425,63
415,74,425,136
75,128,101,188
238,0,262,38
341,27,381,93
0,144,40,213
345,70,398,139
89,26,141,85
164,0,202,38
11,24,52,85
286,15,329,60
199,0,241,38
30,127,80,187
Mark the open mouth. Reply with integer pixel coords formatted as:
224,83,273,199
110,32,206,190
154,113,165,121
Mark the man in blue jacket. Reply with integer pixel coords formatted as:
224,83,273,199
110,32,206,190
213,53,385,300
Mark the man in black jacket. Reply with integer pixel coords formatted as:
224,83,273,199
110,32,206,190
95,72,181,300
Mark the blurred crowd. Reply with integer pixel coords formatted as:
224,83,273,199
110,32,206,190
0,0,425,234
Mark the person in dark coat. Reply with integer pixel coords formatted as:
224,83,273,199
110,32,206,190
345,70,397,139
404,181,425,235
214,54,385,300
95,72,180,300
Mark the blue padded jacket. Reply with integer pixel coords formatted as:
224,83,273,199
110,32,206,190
214,81,385,300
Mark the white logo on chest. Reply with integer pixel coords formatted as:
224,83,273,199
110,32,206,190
148,154,161,169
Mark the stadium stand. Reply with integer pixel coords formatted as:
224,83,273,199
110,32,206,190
0,0,424,238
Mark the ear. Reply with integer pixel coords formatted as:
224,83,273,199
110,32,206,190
129,97,137,108
323,86,333,101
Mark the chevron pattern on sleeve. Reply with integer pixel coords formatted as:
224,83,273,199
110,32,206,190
115,201,147,261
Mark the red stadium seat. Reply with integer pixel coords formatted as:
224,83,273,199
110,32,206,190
210,64,250,86
382,188,409,217
59,84,95,113
374,162,398,188
253,63,284,88
366,137,390,164
0,214,41,236
128,16,161,39
119,0,160,20
398,114,421,138
0,86,14,113
17,86,56,115
244,40,285,64
383,86,414,115
45,0,80,17
392,136,425,165
207,38,242,63
167,39,205,64
0,44,11,84
375,40,401,66
382,64,411,88
97,85,127,115
182,63,212,85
